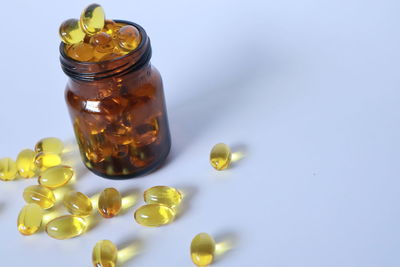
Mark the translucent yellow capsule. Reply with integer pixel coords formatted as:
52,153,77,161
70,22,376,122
46,215,87,240
63,191,93,216
80,3,105,36
103,19,119,37
23,185,56,209
210,143,232,171
0,157,17,181
35,137,64,155
66,42,95,62
144,186,183,208
92,240,118,267
117,25,141,51
17,204,43,235
134,204,175,227
16,149,37,178
98,188,122,218
34,152,62,171
190,233,216,267
38,165,74,189
59,18,85,44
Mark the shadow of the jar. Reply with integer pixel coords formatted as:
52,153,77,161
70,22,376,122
166,41,269,162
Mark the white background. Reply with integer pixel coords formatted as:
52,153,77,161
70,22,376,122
0,0,399,266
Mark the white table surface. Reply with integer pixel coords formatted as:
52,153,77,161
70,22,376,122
1,0,399,266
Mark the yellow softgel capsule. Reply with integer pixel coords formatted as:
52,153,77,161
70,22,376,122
46,215,87,240
210,143,232,171
38,165,74,189
98,188,122,218
134,204,175,227
0,157,17,181
35,137,64,155
59,18,86,44
103,19,119,37
23,185,56,209
190,233,216,267
92,240,118,267
17,204,43,236
67,43,95,62
144,186,183,208
16,149,37,178
34,152,62,171
80,3,105,36
117,25,141,51
63,191,93,216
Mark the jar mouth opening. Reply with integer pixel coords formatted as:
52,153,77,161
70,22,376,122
59,20,145,65
60,20,151,81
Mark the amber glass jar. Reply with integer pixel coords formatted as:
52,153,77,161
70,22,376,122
61,20,171,179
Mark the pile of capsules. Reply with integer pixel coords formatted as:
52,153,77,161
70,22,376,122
59,3,141,62
0,137,233,266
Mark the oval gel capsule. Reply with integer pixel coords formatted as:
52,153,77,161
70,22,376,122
34,152,62,171
144,186,183,208
16,149,37,178
23,185,56,209
190,233,216,266
80,3,105,35
98,188,122,218
63,191,93,216
210,143,232,170
17,204,43,235
134,204,175,227
92,240,118,267
0,157,17,181
38,165,74,188
35,137,64,154
46,215,87,240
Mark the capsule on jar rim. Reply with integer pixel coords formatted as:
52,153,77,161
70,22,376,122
46,215,87,240
16,149,37,178
144,186,183,208
98,188,122,218
190,233,216,267
92,240,118,267
38,165,74,188
134,204,175,227
23,185,56,209
63,191,93,216
35,137,64,154
17,204,43,235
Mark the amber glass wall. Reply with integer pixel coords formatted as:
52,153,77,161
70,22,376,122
61,21,171,179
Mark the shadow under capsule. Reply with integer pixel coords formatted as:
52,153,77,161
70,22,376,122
229,143,248,169
173,185,198,221
119,187,141,215
117,236,145,267
213,231,239,263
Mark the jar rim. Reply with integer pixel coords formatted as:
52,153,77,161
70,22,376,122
60,20,151,81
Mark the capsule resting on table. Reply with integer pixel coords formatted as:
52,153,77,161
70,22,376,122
17,204,43,235
98,188,122,218
144,186,183,208
134,204,175,227
64,191,93,216
23,185,56,209
92,240,118,267
190,233,216,266
46,215,87,240
38,165,74,188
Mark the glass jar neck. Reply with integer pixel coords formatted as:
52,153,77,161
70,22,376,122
60,20,151,82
